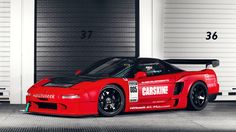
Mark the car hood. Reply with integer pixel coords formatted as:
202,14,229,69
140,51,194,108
43,76,103,88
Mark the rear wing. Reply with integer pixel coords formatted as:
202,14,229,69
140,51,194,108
164,59,220,68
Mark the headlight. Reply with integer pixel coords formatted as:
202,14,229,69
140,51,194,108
62,95,80,99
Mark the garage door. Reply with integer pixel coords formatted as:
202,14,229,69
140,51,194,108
36,0,139,81
0,0,10,102
164,0,236,100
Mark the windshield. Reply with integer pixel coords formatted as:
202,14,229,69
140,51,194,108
80,58,136,77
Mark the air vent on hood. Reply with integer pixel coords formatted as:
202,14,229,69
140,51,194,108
44,83,74,88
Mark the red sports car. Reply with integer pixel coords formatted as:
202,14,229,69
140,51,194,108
26,57,219,117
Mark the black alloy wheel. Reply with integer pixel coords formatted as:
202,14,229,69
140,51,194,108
98,85,124,117
187,81,208,111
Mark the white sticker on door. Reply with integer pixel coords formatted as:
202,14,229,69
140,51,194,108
128,81,138,102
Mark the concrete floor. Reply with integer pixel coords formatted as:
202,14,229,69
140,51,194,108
0,102,236,132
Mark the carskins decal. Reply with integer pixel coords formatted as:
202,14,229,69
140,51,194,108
142,86,168,96
128,81,138,102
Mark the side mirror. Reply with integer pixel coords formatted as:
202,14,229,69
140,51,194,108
134,71,147,79
75,70,81,75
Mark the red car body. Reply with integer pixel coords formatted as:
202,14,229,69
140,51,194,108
26,58,219,116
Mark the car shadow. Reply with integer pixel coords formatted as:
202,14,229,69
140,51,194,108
22,111,98,119
21,109,185,119
119,109,183,117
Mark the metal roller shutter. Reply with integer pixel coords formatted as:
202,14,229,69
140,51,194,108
164,0,236,100
0,0,10,102
36,0,139,81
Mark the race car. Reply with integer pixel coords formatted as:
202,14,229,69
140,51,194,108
26,57,219,117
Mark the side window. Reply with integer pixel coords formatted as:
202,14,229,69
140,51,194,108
138,63,166,76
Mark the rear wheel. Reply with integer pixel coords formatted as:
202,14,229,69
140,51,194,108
98,85,124,117
187,81,208,111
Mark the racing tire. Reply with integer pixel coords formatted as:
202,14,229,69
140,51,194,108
98,85,125,117
187,81,208,111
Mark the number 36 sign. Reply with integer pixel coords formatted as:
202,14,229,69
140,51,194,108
206,31,218,40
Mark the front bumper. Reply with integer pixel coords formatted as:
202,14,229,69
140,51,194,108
26,95,98,116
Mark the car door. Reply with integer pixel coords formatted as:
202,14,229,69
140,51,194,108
135,62,176,105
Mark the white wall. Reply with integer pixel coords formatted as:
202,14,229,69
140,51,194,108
139,0,164,58
21,0,35,104
10,0,22,104
152,0,164,58
10,0,34,104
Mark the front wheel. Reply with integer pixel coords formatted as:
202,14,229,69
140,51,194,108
98,85,125,117
187,81,208,111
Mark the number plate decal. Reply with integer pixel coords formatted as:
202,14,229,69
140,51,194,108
128,81,138,102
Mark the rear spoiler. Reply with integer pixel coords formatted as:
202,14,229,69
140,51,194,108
164,59,220,68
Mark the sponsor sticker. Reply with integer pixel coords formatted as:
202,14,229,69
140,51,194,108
130,105,170,110
33,94,55,99
128,81,138,102
141,79,170,84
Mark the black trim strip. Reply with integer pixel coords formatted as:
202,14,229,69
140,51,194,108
0,101,10,103
228,92,236,96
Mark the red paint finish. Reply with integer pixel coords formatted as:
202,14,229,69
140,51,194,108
26,69,219,116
